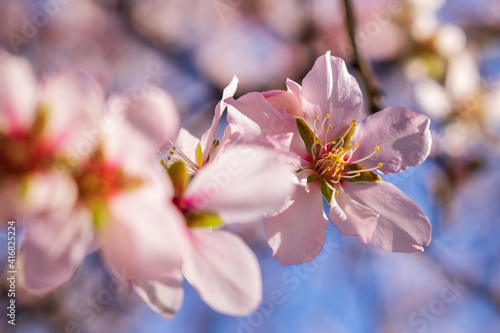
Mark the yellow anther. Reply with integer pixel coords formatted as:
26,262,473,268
378,163,383,168
335,191,339,196
315,116,319,120
172,146,177,150
328,125,332,130
375,146,380,152
328,152,333,156
167,156,171,160
339,147,344,152
352,120,357,126
326,113,330,118
355,143,359,148
356,172,361,177
315,139,320,145
346,145,352,150
326,167,331,172
339,136,344,141
169,151,174,155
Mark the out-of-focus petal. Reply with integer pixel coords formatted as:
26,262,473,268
300,51,362,139
414,78,452,119
351,106,432,174
200,76,238,161
0,52,37,133
134,269,184,318
342,181,432,252
264,183,328,265
41,71,104,153
22,171,78,217
445,51,480,100
22,207,93,291
182,145,295,223
182,229,262,316
102,188,188,280
329,187,379,243
121,87,180,147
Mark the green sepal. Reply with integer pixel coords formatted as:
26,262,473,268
342,125,356,148
296,117,315,157
167,161,190,197
343,163,381,182
307,174,321,183
320,181,333,204
195,144,204,167
91,200,110,231
186,212,223,229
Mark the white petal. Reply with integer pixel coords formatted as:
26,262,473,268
182,229,262,316
264,183,328,265
183,145,296,223
134,269,184,318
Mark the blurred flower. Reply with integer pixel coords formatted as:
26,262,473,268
21,85,186,293
0,51,101,223
226,52,432,265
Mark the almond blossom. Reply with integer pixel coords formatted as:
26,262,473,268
225,52,433,265
20,86,187,292
0,52,101,223
126,77,296,316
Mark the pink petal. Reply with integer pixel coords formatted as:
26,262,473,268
329,188,379,244
200,76,238,161
41,71,104,153
182,145,296,223
226,93,305,154
102,117,166,179
134,269,185,318
342,181,432,252
173,128,201,165
182,229,262,316
22,208,93,291
22,171,78,218
300,51,362,138
102,187,188,280
264,183,328,265
263,90,303,117
285,78,302,101
121,86,180,147
350,106,432,174
0,52,37,133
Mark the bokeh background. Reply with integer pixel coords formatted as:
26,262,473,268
1,0,500,332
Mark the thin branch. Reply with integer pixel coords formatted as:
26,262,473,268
342,0,384,113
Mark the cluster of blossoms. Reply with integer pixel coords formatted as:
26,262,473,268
1,50,432,317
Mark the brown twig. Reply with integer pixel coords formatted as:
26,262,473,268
342,0,384,113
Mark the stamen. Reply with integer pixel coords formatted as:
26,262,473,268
349,146,379,165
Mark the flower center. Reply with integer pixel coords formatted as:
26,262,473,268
298,115,383,197
0,106,54,181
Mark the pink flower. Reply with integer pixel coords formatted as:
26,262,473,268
128,77,296,316
21,86,186,292
225,52,433,265
0,52,102,222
